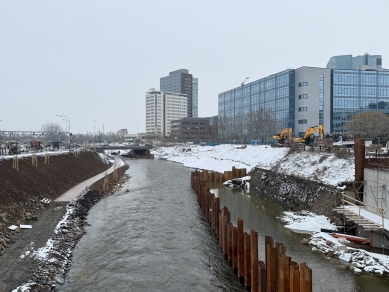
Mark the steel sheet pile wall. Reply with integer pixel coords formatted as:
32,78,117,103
191,168,312,292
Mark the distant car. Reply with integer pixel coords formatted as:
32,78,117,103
101,143,109,146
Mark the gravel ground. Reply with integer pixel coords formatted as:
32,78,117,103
0,202,68,292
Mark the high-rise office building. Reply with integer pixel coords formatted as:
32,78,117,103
145,90,188,137
218,54,389,142
160,69,198,117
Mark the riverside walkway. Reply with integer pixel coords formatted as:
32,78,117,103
55,157,122,202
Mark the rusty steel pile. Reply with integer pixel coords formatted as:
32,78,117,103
191,167,312,292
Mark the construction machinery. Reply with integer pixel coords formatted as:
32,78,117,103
5,140,19,154
272,128,293,145
30,139,44,150
293,124,324,144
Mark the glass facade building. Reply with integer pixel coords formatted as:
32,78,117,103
218,70,295,142
327,54,382,70
332,69,389,132
218,54,389,141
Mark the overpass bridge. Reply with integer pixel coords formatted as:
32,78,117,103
88,145,154,157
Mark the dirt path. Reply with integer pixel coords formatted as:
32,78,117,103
55,158,118,202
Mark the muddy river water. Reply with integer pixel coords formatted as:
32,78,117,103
61,159,389,291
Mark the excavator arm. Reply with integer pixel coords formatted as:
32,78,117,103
294,125,324,144
273,128,292,143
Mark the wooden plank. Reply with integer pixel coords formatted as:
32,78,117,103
265,236,276,292
250,230,259,292
244,232,251,289
258,261,267,292
228,222,233,265
223,213,228,257
300,263,312,292
289,265,300,292
237,218,244,282
218,212,223,245
233,226,238,273
215,198,220,240
219,208,224,248
275,242,283,291
282,255,291,292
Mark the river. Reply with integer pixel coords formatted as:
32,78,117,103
62,159,389,291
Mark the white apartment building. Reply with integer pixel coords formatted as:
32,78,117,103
145,90,188,137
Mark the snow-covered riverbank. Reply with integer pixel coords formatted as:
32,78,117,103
151,144,354,186
280,211,389,276
152,144,389,277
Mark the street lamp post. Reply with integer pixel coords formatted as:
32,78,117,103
56,115,70,148
102,125,104,144
93,119,96,151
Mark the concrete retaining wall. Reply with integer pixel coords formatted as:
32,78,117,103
364,168,389,220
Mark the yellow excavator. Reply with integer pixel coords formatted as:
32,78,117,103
293,124,324,144
272,128,293,145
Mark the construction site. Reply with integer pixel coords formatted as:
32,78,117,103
269,129,389,250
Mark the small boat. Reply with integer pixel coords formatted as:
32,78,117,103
332,233,371,245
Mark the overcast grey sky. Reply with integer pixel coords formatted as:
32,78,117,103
1,0,388,134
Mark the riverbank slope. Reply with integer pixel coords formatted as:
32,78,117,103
0,151,113,291
151,144,354,219
151,144,354,187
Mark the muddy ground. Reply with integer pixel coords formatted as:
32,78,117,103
0,151,109,237
0,151,125,291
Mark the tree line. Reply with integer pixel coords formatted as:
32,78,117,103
218,109,278,143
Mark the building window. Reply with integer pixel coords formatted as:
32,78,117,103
298,119,307,124
298,107,307,112
298,94,308,99
319,75,324,125
298,82,308,87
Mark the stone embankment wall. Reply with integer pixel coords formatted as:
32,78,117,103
250,168,345,220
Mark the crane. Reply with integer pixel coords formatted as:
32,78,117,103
241,77,249,86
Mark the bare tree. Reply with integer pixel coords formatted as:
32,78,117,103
218,115,231,142
247,108,265,141
233,112,245,142
246,108,277,143
41,123,64,133
40,123,65,141
344,111,389,138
